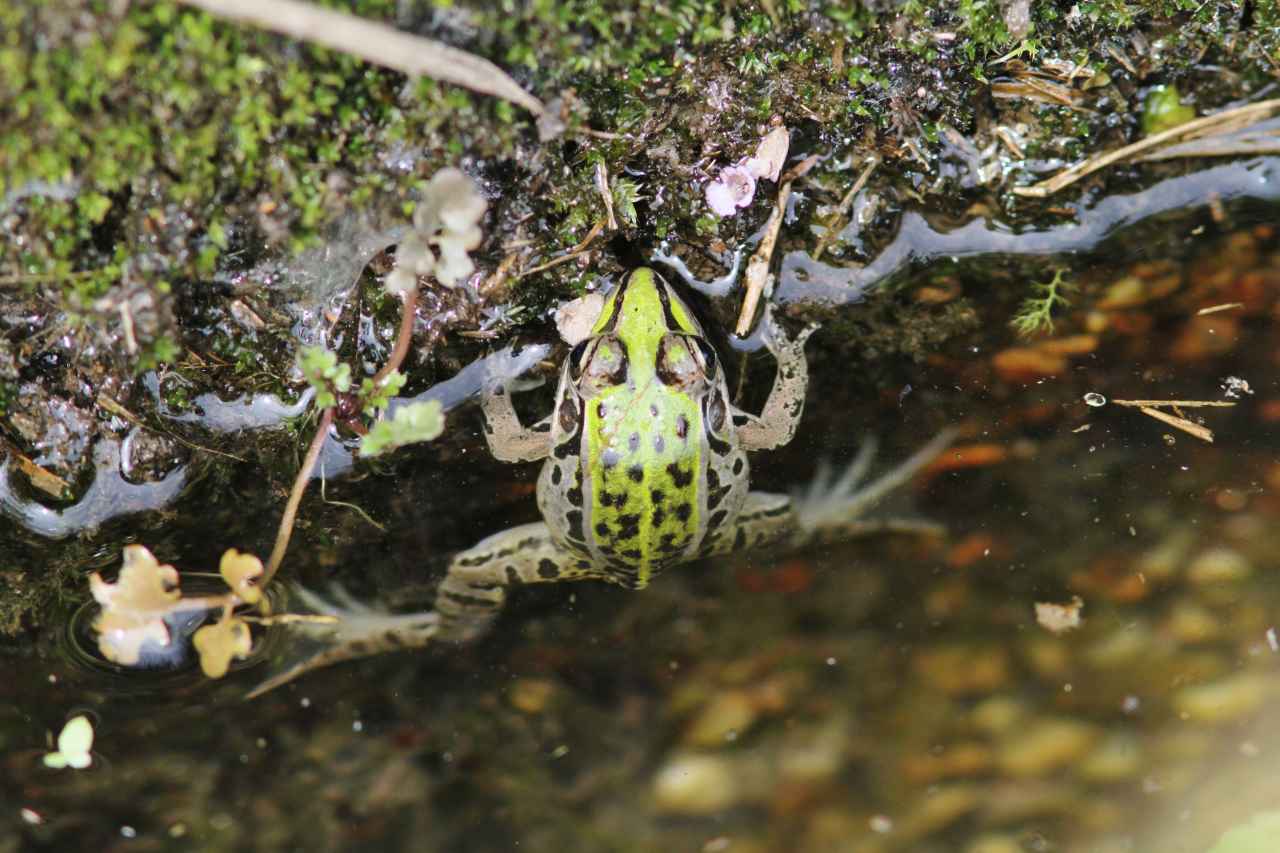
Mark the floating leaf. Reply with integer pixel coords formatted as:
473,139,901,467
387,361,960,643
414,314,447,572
219,549,264,605
44,715,93,769
193,616,253,679
359,400,445,457
90,545,181,666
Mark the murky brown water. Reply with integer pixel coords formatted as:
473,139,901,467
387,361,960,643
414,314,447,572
4,192,1279,852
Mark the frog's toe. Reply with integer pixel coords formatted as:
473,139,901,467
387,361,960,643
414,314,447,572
792,438,878,532
792,430,955,535
245,586,441,699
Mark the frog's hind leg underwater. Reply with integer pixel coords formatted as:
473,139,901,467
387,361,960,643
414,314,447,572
249,268,954,697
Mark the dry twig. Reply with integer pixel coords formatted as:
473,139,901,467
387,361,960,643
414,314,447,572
735,155,818,336
1196,302,1245,316
517,222,605,279
812,156,878,260
1109,398,1237,444
180,0,548,121
1013,98,1280,198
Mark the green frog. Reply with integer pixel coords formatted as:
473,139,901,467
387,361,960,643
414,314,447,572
254,268,950,694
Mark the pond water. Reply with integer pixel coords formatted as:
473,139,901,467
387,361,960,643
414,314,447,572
3,190,1279,853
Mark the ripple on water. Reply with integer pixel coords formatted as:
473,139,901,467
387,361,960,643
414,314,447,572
59,578,285,696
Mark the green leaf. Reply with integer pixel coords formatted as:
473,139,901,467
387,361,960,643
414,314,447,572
359,400,445,457
298,346,351,410
359,370,407,417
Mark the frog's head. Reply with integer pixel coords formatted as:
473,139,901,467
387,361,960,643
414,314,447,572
570,267,720,397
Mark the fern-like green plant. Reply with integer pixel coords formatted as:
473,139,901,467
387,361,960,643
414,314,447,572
1010,268,1075,338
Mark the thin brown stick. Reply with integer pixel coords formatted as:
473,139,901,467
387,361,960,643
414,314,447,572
737,187,789,336
517,222,605,278
812,156,878,260
1013,98,1280,197
371,285,417,385
1137,406,1215,443
1195,303,1245,316
263,407,334,586
1111,399,1236,408
735,155,819,336
180,0,546,117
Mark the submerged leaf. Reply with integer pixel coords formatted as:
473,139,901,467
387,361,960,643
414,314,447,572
219,549,264,605
44,715,93,769
193,616,253,679
90,545,181,666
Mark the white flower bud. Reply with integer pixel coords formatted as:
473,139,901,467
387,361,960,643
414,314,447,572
384,267,417,296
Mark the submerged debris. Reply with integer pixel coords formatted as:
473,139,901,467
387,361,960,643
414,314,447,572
1109,398,1237,444
1035,597,1084,634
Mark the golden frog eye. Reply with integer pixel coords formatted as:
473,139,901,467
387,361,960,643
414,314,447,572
575,336,629,395
657,334,711,388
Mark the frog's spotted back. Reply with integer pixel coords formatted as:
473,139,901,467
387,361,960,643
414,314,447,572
538,269,738,587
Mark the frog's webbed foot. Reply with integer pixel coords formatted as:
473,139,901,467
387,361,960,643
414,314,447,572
246,586,440,699
791,429,956,544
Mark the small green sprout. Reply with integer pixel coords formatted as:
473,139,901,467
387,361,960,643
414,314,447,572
359,370,407,417
1010,269,1075,338
44,715,94,770
299,346,351,409
611,179,641,227
90,545,270,681
359,400,445,457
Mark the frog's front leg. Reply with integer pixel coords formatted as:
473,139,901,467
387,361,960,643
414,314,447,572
480,384,552,462
435,522,599,642
735,317,818,451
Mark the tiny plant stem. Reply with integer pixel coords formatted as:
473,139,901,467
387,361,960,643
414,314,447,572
371,285,418,386
167,594,239,614
263,407,334,587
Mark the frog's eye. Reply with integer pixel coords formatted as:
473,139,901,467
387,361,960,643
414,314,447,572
657,334,706,388
692,337,718,377
705,392,727,434
568,340,591,380
558,392,580,434
575,336,629,394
